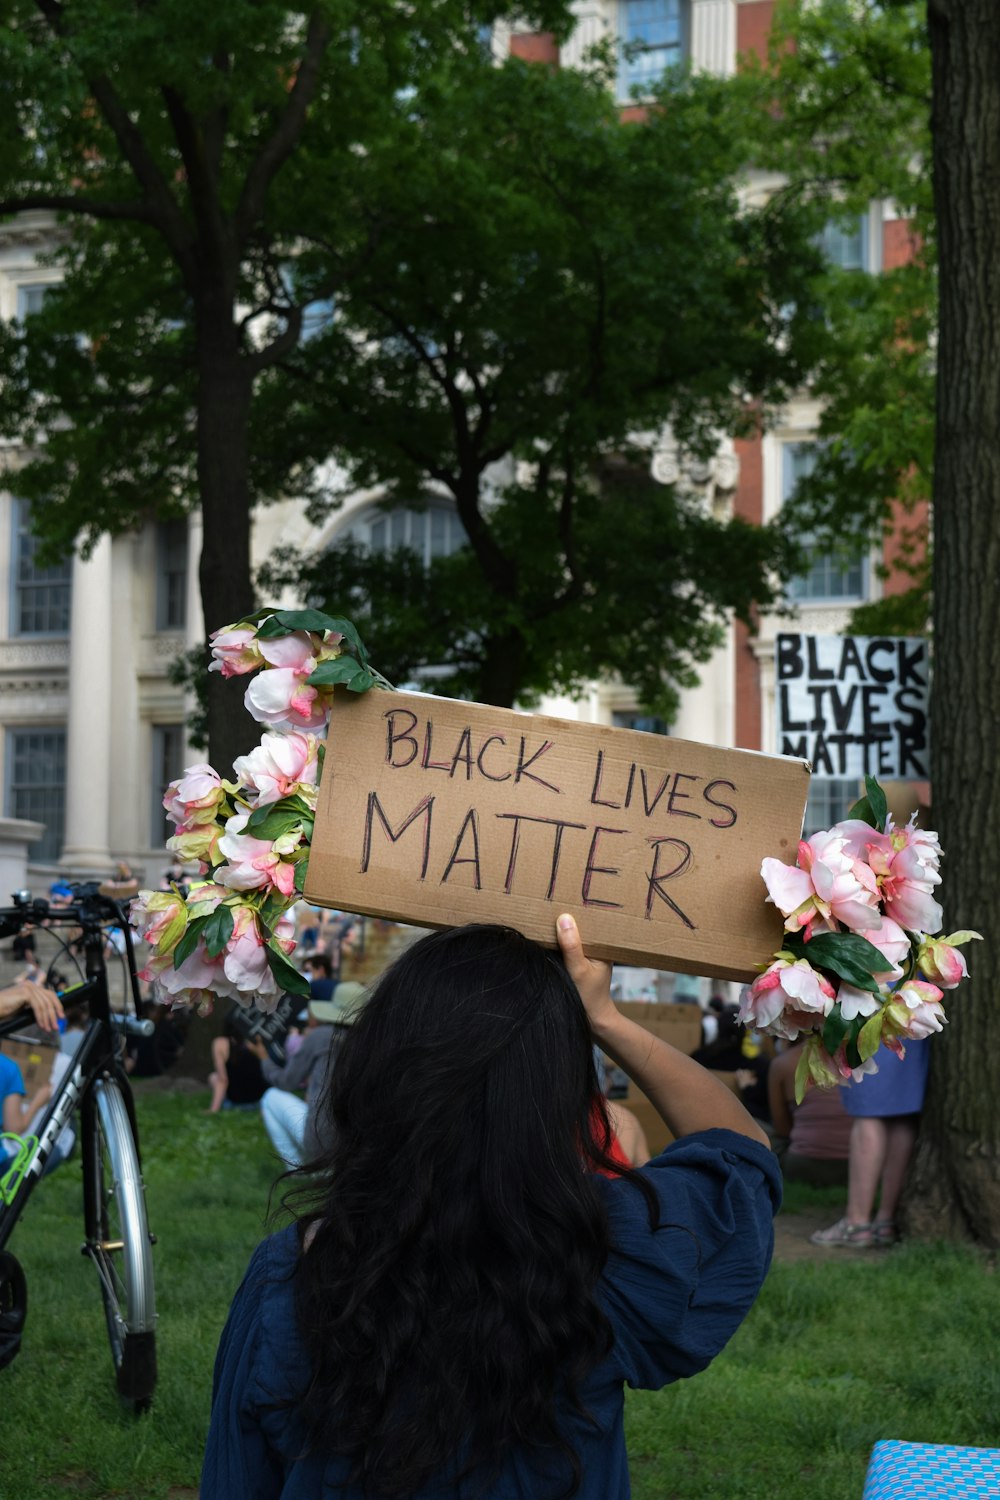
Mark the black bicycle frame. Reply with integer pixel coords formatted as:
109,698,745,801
0,906,139,1250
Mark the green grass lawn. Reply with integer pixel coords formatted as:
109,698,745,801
1,1089,998,1499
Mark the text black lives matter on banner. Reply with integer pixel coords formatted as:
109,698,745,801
776,633,929,779
305,689,810,982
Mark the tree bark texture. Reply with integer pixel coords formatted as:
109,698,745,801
906,0,1000,1243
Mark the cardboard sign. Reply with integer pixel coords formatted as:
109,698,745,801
304,690,810,982
776,633,929,780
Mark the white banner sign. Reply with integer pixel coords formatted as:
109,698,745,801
776,633,929,780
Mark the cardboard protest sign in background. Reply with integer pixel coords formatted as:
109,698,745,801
775,633,929,780
305,690,810,982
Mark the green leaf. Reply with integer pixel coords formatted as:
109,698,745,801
346,667,376,694
798,932,886,993
265,942,309,996
313,615,370,669
245,804,308,841
847,779,890,831
864,776,888,831
307,656,371,687
172,914,209,969
294,857,310,893
857,1008,885,1062
821,1004,852,1057
256,607,339,638
794,1044,812,1105
257,611,370,669
202,904,235,958
844,1022,865,1071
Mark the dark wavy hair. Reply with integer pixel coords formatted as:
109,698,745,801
286,923,655,1497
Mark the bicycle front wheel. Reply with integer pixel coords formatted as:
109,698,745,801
82,1076,157,1408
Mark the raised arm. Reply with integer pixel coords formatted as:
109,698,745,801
556,915,770,1150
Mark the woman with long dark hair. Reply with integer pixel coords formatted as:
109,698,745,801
203,915,779,1498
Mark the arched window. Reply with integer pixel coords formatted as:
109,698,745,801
346,502,466,564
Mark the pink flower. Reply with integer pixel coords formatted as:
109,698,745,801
128,889,188,955
140,942,231,1001
215,813,302,898
740,958,836,1037
842,816,943,933
917,932,979,989
836,983,883,1022
221,906,270,994
761,827,881,937
257,631,317,673
163,764,228,829
167,824,223,869
886,979,947,1041
232,731,321,805
793,1035,875,1097
208,626,263,678
829,1044,880,1083
865,915,912,981
244,668,332,731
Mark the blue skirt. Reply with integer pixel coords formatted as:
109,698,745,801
841,1040,930,1118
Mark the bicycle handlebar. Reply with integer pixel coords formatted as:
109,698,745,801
0,882,128,935
112,1015,156,1039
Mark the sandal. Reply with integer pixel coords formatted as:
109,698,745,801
809,1217,874,1248
872,1219,899,1248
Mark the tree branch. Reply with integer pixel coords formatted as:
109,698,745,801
247,305,304,370
234,12,332,245
160,85,230,271
32,0,197,280
0,192,153,223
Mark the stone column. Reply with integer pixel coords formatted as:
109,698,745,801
690,0,736,77
60,534,114,876
559,0,612,71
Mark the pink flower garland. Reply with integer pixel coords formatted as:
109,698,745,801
743,776,980,1099
133,626,979,1088
130,609,387,1014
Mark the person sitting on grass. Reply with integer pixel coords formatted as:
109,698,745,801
204,916,779,1499
249,981,368,1169
207,1016,267,1114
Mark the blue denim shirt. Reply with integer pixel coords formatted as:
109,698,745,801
202,1130,780,1499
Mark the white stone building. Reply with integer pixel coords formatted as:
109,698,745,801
0,1,906,931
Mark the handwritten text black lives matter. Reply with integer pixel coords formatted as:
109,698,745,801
354,707,743,931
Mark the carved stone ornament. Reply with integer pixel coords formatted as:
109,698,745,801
649,430,741,515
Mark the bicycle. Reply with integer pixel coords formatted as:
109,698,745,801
0,883,157,1410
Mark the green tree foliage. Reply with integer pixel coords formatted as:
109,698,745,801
259,59,827,711
0,0,570,768
748,0,933,633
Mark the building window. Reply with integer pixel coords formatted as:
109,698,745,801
151,724,186,846
618,0,686,98
820,214,870,271
350,502,466,564
5,728,66,863
16,284,48,321
783,444,867,603
611,711,670,735
9,497,72,636
802,777,861,838
155,519,188,630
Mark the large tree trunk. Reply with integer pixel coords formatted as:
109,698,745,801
478,629,526,709
905,0,1000,1244
196,324,261,779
